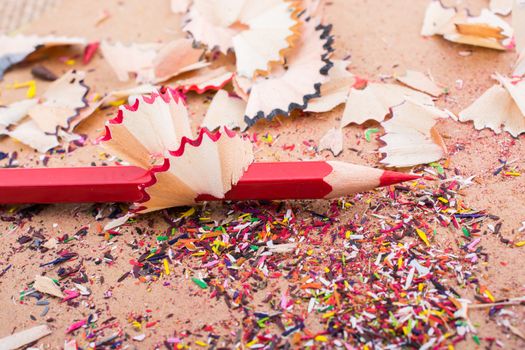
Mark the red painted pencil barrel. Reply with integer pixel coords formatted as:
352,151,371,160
0,162,418,204
0,166,149,204
0,162,333,204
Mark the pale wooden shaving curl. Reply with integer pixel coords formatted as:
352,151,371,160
0,324,52,350
244,20,332,125
141,130,253,212
201,90,247,130
28,69,89,134
171,0,192,13
421,1,513,50
183,0,300,78
102,91,191,168
341,83,434,127
459,74,525,137
0,34,86,79
34,275,64,298
420,1,456,36
0,70,89,152
514,0,525,53
490,0,513,16
4,119,60,153
175,66,234,93
379,100,448,167
305,59,355,113
0,99,38,127
396,69,443,97
101,39,207,83
100,89,254,213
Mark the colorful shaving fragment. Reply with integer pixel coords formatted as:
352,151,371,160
11,80,37,98
111,163,502,348
364,127,379,142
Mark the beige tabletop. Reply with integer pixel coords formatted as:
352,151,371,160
0,1,524,349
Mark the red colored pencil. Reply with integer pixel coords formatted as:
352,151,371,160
0,161,419,204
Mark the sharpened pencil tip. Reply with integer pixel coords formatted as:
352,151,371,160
379,171,421,187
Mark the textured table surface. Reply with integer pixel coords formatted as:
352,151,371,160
0,1,524,349
0,0,58,33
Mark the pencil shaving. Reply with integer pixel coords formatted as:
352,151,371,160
459,74,525,137
100,88,254,212
101,89,191,168
141,128,253,212
0,34,86,79
33,275,64,298
244,19,333,126
201,90,247,130
490,0,513,16
396,70,443,97
341,83,434,127
28,70,89,134
513,0,525,53
171,0,192,13
305,59,354,113
152,38,208,83
175,66,234,94
0,99,38,127
6,119,60,152
0,70,90,152
421,2,513,50
380,100,448,167
0,325,52,350
183,0,300,78
101,39,207,83
100,41,160,82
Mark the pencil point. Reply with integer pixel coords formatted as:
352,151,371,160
379,170,421,187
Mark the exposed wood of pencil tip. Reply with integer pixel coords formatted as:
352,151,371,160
323,161,420,199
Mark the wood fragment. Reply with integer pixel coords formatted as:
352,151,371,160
459,74,525,137
0,324,51,350
490,0,513,16
396,70,442,97
201,90,247,130
514,0,525,53
341,83,434,127
318,127,343,156
421,2,513,50
380,100,448,167
33,275,64,298
305,60,355,112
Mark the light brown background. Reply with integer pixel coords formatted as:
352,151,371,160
0,0,524,348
